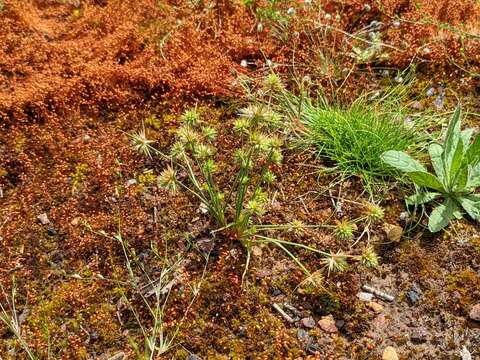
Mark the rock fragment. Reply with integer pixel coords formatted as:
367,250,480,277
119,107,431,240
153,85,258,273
367,301,384,313
357,291,374,302
37,213,50,225
300,316,316,329
469,303,480,322
318,315,338,333
382,346,399,360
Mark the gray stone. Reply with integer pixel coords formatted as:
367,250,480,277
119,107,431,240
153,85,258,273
318,315,338,333
426,87,436,97
300,316,316,329
37,213,50,225
357,291,374,301
126,178,137,186
469,303,480,322
107,353,125,360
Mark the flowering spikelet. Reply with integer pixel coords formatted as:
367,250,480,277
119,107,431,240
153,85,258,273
157,166,178,192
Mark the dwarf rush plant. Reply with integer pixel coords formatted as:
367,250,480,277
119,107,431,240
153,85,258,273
162,105,284,242
382,106,480,232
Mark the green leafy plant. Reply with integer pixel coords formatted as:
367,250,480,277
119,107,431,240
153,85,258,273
382,107,480,232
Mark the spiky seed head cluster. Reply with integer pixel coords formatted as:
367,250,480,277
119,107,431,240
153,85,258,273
238,104,281,129
247,189,268,216
157,166,178,192
234,148,252,168
130,127,155,159
249,131,271,151
321,251,348,276
202,159,217,173
202,126,217,141
263,170,276,184
193,143,213,160
247,198,265,216
247,132,283,165
233,118,250,134
177,126,200,146
170,141,185,158
334,219,354,241
289,219,305,236
180,108,200,126
263,72,283,92
360,246,379,268
365,203,385,223
270,148,283,165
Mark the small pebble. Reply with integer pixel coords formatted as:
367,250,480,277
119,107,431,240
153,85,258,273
406,283,422,305
306,342,320,354
107,353,125,360
37,213,50,225
357,291,374,302
367,301,384,313
382,346,399,360
297,328,310,343
126,179,137,186
47,227,57,236
199,203,209,214
383,223,403,242
460,346,472,360
318,315,338,333
409,101,423,110
399,211,410,222
251,246,263,257
300,316,316,329
434,96,444,110
271,288,282,296
426,87,436,97
186,355,200,360
469,303,480,321
406,290,420,304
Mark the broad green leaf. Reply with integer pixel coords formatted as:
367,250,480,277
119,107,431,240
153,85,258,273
461,128,474,148
442,106,462,177
453,165,469,191
448,137,464,185
428,143,445,184
453,210,463,219
428,198,458,232
467,163,480,189
381,150,426,173
406,192,441,205
457,195,480,220
465,133,480,165
407,171,445,192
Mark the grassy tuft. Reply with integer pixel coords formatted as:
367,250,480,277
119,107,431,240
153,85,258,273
280,89,436,193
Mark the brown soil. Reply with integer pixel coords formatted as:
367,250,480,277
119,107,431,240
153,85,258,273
1,1,479,359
